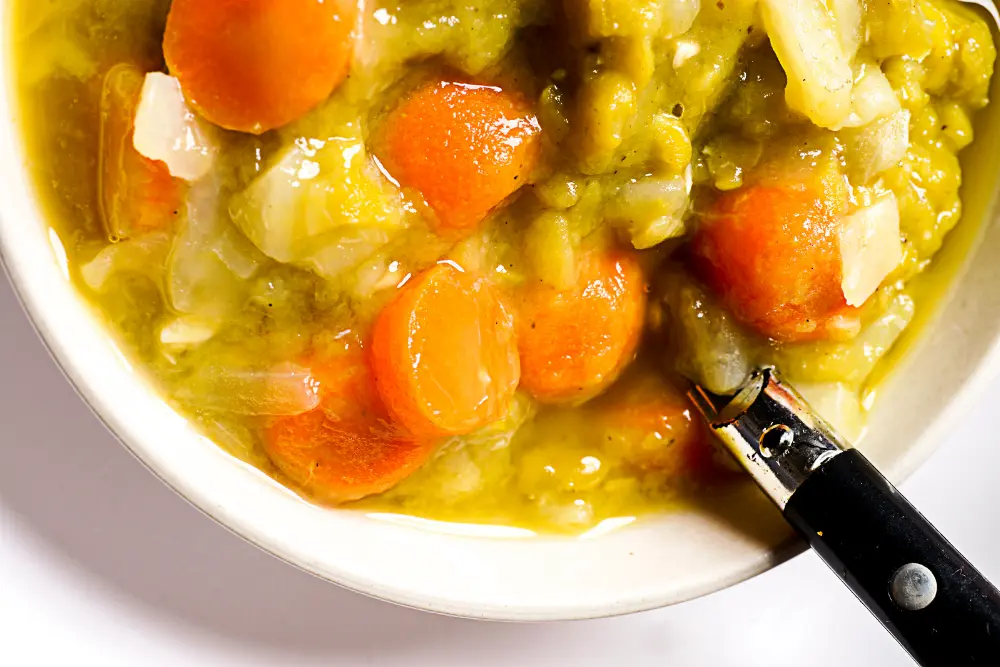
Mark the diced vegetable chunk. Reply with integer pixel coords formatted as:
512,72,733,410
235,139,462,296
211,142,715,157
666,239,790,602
760,0,854,128
266,348,437,503
99,63,183,240
843,109,911,184
175,362,321,416
80,232,171,291
515,251,646,403
163,0,357,133
133,73,218,182
169,182,258,320
375,79,541,232
604,174,689,249
230,132,405,277
656,271,752,395
840,194,903,307
692,170,858,342
837,62,900,129
829,0,862,59
160,316,218,347
371,263,521,437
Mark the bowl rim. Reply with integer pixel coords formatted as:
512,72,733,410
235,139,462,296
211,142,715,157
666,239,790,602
4,4,1000,622
0,241,815,620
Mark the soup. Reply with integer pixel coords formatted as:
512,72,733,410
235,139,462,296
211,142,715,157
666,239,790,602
10,0,995,532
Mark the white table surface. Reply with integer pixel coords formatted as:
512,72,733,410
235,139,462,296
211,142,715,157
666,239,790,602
2,271,999,667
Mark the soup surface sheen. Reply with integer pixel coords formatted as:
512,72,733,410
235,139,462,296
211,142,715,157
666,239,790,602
10,0,996,532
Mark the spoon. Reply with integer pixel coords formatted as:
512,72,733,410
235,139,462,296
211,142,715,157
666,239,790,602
689,368,1000,666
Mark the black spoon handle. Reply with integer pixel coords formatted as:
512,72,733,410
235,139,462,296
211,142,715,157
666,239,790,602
785,448,1000,665
689,369,1000,666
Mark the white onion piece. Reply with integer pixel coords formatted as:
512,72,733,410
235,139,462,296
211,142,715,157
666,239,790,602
836,64,900,130
661,0,701,39
305,227,393,280
844,109,910,184
230,135,404,268
673,39,700,69
662,274,753,395
174,362,321,416
840,194,903,307
133,73,218,182
168,181,248,318
607,175,689,249
80,233,171,291
211,226,265,280
160,317,219,347
761,0,854,128
829,0,862,61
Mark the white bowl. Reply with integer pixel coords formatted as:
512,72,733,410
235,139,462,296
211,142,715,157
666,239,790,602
3,9,1000,621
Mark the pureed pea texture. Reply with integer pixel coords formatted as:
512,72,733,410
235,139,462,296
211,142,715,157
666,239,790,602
11,0,996,532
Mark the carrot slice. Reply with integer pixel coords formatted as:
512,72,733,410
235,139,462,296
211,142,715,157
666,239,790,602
371,262,521,437
375,80,541,232
265,346,436,504
98,63,182,240
596,372,717,477
515,252,646,404
691,174,859,342
163,0,356,134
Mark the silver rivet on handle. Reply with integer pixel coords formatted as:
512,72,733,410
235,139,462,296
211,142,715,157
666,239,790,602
891,563,938,611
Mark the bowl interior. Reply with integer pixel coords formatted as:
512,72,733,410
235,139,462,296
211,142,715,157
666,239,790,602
2,4,999,620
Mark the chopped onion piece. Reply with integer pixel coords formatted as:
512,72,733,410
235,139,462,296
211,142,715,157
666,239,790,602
660,272,753,394
660,0,701,39
174,362,321,416
80,233,171,291
160,317,219,347
844,109,910,184
210,226,265,280
761,0,854,128
230,134,404,269
304,228,393,280
606,175,688,249
133,73,218,182
673,39,700,69
169,181,249,318
836,63,900,130
840,194,903,307
829,0,862,61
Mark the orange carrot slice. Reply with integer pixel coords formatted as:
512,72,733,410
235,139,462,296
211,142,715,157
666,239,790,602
375,80,541,232
515,252,646,404
371,262,521,437
691,174,859,342
99,63,182,240
265,346,436,504
163,0,356,134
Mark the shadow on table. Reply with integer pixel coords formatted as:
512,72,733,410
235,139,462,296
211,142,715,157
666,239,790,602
0,277,590,657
